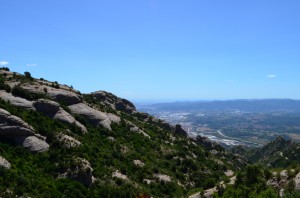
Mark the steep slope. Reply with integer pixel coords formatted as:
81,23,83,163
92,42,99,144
0,68,245,197
246,136,300,168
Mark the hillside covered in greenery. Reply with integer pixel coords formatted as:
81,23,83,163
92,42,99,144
0,68,246,197
1,67,300,198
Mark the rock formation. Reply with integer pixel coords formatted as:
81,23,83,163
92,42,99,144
0,156,11,169
33,99,87,133
68,103,120,130
0,108,49,152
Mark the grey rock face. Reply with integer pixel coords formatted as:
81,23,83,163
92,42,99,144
57,133,81,148
0,90,35,110
0,109,32,129
21,136,49,152
68,103,120,130
0,156,11,169
60,158,95,186
0,108,49,152
33,99,60,116
127,122,150,138
295,172,300,190
46,88,82,105
91,91,136,114
20,84,82,105
0,126,35,137
33,99,87,133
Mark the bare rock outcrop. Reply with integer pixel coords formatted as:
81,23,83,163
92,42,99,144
68,103,120,130
133,159,145,167
20,136,49,152
0,156,11,169
60,158,95,186
0,90,35,110
112,170,129,180
0,108,49,152
294,172,300,190
20,83,82,105
33,99,87,133
0,108,34,136
130,125,150,138
0,70,14,78
154,174,172,182
57,133,81,148
91,91,137,114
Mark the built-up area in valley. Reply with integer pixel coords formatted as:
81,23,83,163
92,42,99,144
139,100,300,148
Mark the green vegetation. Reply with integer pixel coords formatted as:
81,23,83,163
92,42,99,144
0,74,11,92
0,67,239,197
2,67,300,197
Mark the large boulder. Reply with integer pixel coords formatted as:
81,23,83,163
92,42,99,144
0,108,49,152
33,99,87,133
127,121,150,138
20,84,82,105
54,109,87,133
20,136,49,152
0,156,11,169
56,133,81,148
0,90,35,110
295,172,300,190
115,99,136,114
33,99,60,116
91,91,136,114
0,109,32,128
60,158,95,186
68,103,120,130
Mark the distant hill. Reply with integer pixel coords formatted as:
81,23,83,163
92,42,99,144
238,136,300,168
139,99,300,113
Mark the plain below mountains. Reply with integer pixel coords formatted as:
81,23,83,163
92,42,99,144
139,99,300,113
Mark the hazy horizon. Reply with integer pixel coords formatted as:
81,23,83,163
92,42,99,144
1,1,300,101
133,97,300,106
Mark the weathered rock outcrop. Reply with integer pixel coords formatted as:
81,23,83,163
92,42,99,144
0,156,11,169
195,135,224,152
0,90,35,110
91,91,137,114
60,158,95,186
20,136,50,152
0,108,49,152
20,83,82,105
127,121,150,138
33,99,87,133
295,172,300,190
174,124,187,137
68,103,120,130
57,133,81,148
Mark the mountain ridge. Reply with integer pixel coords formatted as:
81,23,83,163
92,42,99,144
0,68,245,197
2,67,300,197
139,99,300,113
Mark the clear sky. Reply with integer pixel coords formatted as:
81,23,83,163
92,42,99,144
1,0,300,102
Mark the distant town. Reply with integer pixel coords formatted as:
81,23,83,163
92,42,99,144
139,100,300,147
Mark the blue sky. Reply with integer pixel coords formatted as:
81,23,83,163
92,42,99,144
1,0,300,102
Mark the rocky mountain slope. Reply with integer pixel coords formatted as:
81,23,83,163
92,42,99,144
235,136,300,168
0,68,246,197
3,68,300,197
